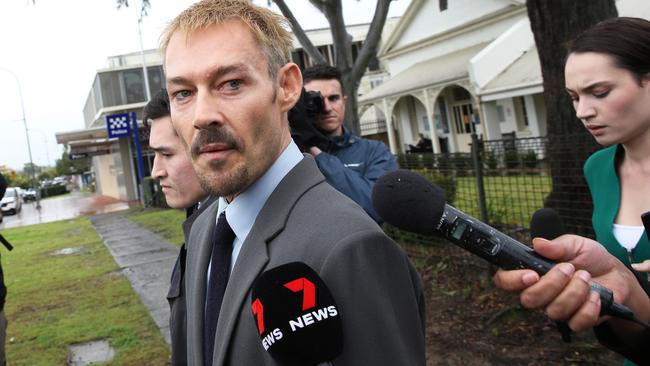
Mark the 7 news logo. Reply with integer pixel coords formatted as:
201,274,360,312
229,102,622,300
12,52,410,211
251,276,339,350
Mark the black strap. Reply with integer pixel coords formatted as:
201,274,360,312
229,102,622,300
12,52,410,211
0,234,13,251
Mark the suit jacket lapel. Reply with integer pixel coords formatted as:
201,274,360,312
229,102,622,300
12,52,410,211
212,156,325,365
186,199,220,366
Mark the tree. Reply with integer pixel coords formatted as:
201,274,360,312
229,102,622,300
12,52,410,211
38,167,57,181
526,0,617,234
272,0,392,135
22,162,41,177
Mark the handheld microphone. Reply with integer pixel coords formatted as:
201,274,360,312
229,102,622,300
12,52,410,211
372,170,642,322
530,207,650,329
251,262,342,366
530,207,572,342
530,208,566,241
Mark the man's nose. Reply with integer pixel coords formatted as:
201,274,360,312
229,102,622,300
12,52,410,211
151,157,166,179
193,91,224,130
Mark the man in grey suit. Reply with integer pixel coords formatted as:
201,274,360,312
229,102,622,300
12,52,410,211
162,1,426,365
144,88,215,366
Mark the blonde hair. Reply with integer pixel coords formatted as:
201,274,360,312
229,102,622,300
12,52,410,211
160,0,293,79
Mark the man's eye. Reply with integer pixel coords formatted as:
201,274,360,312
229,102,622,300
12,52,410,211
225,80,241,90
594,90,610,99
173,90,192,101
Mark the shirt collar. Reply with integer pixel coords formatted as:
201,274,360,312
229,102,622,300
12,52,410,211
217,140,303,242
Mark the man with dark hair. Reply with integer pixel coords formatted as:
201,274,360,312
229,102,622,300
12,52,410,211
301,64,398,223
143,89,214,366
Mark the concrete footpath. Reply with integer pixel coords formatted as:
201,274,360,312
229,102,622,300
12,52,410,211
90,212,178,344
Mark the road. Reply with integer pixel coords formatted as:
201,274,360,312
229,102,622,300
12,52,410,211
0,191,133,229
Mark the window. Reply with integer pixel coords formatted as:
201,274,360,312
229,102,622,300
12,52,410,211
123,69,145,104
99,71,123,107
452,103,474,134
497,105,506,123
147,66,165,97
439,0,448,11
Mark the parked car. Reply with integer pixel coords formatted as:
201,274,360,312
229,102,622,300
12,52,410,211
1,187,23,215
22,188,37,202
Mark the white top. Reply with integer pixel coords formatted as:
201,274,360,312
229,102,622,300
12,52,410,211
613,223,645,252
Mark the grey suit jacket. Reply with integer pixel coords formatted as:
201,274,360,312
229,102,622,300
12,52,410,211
185,156,426,366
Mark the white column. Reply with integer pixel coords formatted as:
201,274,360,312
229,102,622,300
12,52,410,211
423,90,441,153
382,98,398,154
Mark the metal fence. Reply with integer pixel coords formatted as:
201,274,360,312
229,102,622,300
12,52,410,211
388,134,600,248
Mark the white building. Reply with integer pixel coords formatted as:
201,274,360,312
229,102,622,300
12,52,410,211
359,0,649,154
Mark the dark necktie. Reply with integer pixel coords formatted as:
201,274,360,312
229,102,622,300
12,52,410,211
204,212,235,366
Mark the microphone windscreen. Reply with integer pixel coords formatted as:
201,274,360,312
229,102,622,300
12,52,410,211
251,262,342,365
372,170,446,236
530,208,566,240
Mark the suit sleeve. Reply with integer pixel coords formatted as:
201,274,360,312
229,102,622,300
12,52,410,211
319,229,426,366
314,143,398,223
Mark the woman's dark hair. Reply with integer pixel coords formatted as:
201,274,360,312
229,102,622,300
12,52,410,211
568,17,650,84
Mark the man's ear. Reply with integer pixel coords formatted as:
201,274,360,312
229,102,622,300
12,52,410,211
276,63,302,113
643,73,650,89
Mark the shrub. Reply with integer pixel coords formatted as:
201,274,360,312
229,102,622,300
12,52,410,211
40,184,67,198
522,149,538,169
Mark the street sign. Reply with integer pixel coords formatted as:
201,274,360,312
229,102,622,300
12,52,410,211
106,113,131,138
69,153,89,160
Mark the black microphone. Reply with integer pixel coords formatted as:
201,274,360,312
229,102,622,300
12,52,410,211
530,207,650,329
372,170,642,322
530,208,565,241
530,207,572,341
250,262,342,366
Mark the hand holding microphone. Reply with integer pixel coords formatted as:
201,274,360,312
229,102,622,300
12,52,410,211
372,170,649,327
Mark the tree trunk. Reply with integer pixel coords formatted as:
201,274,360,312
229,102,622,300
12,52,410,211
526,0,617,235
275,0,392,136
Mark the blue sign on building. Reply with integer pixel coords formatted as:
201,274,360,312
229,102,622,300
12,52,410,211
106,113,131,138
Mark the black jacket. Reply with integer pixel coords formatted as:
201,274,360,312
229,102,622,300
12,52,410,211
168,195,217,366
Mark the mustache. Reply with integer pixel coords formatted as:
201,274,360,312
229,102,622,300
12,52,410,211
190,128,242,158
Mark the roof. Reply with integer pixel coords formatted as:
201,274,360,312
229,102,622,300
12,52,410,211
359,43,487,103
479,47,543,101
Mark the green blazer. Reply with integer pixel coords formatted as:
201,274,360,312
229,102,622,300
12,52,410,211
584,144,650,265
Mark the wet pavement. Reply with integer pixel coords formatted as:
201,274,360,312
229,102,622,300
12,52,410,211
0,191,133,229
91,212,177,344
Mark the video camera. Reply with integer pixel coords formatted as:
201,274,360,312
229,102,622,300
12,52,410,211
288,88,330,152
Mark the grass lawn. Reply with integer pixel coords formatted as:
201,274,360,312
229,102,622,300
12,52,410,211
127,208,186,247
1,217,170,365
453,175,552,228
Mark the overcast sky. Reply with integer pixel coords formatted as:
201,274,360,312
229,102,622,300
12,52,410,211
0,0,409,171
